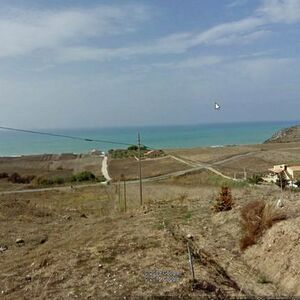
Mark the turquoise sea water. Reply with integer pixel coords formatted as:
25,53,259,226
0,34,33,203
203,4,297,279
0,121,299,156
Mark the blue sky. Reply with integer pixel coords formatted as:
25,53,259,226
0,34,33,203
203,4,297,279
0,0,300,128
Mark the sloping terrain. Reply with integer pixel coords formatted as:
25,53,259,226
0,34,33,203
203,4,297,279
2,179,299,298
265,125,300,143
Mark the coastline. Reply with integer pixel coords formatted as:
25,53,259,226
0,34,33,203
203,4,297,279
1,121,299,157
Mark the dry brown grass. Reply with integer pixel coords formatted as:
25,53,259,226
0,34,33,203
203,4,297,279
213,186,234,212
240,200,287,250
108,156,189,181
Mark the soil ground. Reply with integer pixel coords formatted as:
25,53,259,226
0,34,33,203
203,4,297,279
1,143,300,298
1,177,300,298
108,156,189,181
0,154,103,191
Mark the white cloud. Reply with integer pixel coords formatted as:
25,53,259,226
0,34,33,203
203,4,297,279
0,4,149,58
55,16,267,63
1,0,300,63
257,0,300,23
227,0,249,8
150,56,225,70
211,29,270,46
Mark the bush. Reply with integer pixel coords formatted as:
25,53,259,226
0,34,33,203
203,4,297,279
96,175,106,182
8,173,34,184
240,200,286,250
127,145,138,151
53,177,65,185
248,174,263,185
36,177,54,186
0,172,9,179
36,172,99,186
109,146,149,159
71,171,96,182
213,186,234,212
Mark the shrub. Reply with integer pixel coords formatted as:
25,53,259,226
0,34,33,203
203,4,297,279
96,175,106,182
240,200,286,250
0,172,9,179
53,177,65,185
248,174,263,185
8,173,34,184
8,172,22,183
213,186,234,212
36,177,54,186
127,145,138,151
71,171,96,182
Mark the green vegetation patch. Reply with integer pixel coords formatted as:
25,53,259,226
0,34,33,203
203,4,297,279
36,171,106,186
108,145,165,159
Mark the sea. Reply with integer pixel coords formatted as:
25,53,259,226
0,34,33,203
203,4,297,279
0,121,299,157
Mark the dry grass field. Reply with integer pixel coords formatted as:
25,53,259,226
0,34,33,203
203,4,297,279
108,156,190,181
0,154,103,178
1,143,300,298
167,145,258,163
0,154,103,191
168,142,300,178
1,173,300,298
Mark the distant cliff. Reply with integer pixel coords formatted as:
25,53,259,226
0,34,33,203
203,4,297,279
264,125,300,143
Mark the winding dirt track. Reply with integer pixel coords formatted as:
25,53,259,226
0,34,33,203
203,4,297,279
0,151,255,195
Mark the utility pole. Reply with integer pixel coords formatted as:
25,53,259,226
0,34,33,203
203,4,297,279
118,177,121,211
121,174,127,212
138,132,143,207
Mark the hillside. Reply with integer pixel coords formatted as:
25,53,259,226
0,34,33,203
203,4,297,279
264,125,300,143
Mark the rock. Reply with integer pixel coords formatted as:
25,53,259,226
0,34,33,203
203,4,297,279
25,275,32,282
186,233,194,240
16,238,25,245
0,245,8,253
80,213,87,218
276,199,284,208
98,264,103,269
40,235,48,244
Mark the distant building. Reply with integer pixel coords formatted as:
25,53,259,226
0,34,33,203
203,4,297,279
286,166,300,181
269,164,286,174
268,164,300,184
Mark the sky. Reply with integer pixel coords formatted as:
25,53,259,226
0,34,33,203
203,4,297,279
0,0,300,129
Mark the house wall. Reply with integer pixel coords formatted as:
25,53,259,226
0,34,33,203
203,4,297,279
294,171,300,181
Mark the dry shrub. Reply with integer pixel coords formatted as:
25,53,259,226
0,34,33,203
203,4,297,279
178,192,188,202
240,200,287,250
0,172,9,179
8,173,35,184
213,186,234,212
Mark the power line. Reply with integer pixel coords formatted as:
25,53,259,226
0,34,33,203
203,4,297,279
0,126,134,147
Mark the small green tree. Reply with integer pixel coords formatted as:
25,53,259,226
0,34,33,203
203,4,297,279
127,145,138,151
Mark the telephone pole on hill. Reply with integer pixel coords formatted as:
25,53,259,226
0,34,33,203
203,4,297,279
138,132,143,206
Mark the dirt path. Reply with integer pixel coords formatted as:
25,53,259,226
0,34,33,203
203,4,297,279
101,155,111,183
170,155,238,180
0,153,250,195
